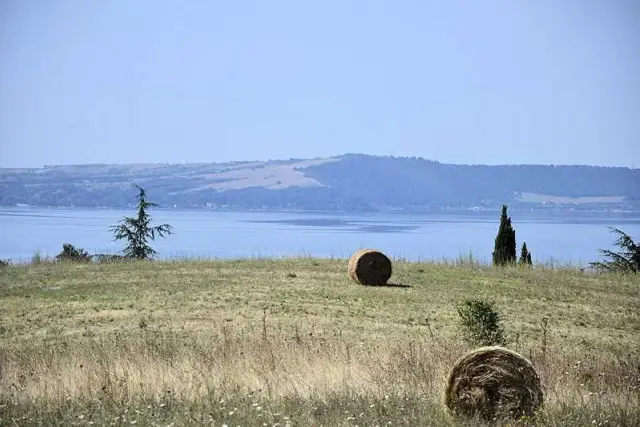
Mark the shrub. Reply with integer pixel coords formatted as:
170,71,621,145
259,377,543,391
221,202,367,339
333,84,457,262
456,299,506,346
31,250,43,264
92,253,126,264
0,259,10,268
55,243,92,263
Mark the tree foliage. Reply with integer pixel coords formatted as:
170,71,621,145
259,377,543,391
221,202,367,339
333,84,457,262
492,205,517,266
456,299,506,346
519,241,532,266
589,227,639,273
110,186,173,260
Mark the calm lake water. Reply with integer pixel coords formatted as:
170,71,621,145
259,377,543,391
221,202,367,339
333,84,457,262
1,208,639,265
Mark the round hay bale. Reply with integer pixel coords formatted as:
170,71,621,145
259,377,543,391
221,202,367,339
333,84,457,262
348,249,392,286
445,346,543,421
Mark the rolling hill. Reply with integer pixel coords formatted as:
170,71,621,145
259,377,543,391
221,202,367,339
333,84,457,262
1,154,638,212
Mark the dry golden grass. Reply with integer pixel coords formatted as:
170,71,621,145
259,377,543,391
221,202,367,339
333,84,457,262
0,258,639,426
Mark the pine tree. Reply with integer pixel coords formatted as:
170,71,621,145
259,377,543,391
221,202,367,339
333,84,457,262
589,227,639,273
519,241,532,265
492,205,517,266
110,186,173,259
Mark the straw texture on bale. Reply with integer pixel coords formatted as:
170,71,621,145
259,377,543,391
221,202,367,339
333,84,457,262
348,249,392,286
445,346,543,421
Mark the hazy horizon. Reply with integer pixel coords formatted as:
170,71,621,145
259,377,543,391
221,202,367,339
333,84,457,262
1,152,640,170
2,1,639,169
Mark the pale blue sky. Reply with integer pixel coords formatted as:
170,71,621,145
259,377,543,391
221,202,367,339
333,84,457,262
1,0,638,168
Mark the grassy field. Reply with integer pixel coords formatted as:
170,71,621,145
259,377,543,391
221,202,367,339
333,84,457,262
0,258,638,426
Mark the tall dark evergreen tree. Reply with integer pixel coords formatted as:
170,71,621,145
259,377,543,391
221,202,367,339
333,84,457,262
519,242,532,265
110,186,173,259
492,205,517,266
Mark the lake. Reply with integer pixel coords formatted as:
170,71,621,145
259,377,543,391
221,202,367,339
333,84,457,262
1,207,639,265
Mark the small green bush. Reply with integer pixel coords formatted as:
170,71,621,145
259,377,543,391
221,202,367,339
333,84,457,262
31,250,43,264
55,243,92,263
456,299,506,346
92,253,126,263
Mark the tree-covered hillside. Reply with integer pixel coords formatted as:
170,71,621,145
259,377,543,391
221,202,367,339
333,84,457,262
0,154,638,212
301,154,640,209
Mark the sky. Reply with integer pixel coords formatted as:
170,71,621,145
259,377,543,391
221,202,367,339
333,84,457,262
1,0,639,168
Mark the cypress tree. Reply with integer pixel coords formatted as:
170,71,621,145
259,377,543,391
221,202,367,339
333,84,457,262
519,241,532,265
492,205,517,266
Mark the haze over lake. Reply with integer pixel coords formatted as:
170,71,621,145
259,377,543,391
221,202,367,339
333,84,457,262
2,208,639,265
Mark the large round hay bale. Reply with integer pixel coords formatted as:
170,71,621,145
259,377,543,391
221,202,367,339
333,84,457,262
348,249,392,286
445,346,543,421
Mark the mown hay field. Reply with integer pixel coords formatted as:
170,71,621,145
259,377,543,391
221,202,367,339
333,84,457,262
0,258,639,426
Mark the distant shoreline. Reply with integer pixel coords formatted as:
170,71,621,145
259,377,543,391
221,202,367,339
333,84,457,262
2,204,639,217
